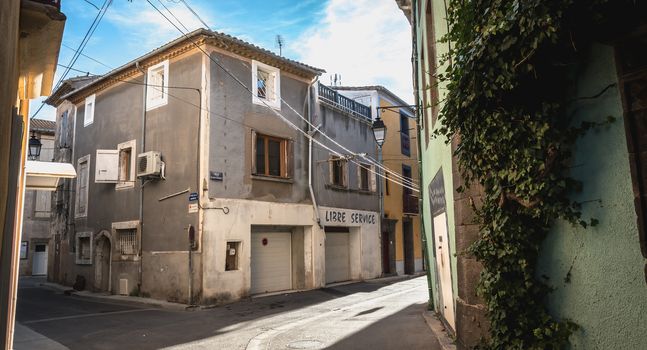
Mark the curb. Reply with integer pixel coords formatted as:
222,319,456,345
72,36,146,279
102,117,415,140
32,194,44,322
422,311,456,350
38,281,189,311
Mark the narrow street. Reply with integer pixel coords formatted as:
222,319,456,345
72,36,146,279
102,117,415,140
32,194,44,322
15,276,440,350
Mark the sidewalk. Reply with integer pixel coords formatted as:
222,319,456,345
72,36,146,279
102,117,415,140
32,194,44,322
13,323,68,350
38,280,189,311
421,311,457,350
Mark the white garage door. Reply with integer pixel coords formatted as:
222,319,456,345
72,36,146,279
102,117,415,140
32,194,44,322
251,232,292,294
325,231,350,284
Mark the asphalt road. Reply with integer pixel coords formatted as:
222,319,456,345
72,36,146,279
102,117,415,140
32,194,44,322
16,276,440,350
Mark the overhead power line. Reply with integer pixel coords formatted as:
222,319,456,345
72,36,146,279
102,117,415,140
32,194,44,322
31,0,112,119
146,0,419,192
164,0,418,189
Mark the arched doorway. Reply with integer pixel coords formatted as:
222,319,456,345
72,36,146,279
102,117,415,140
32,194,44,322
94,231,112,292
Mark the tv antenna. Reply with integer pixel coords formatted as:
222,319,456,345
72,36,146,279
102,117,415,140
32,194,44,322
276,35,284,56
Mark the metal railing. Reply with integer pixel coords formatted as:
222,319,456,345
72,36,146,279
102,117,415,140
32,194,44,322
318,83,372,121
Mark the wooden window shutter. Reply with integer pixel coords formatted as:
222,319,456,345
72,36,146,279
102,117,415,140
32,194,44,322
285,139,294,178
356,164,362,190
328,156,334,185
370,165,377,192
343,160,349,187
251,130,257,174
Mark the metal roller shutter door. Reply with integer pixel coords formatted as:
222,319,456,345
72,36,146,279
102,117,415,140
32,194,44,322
325,231,351,284
251,232,292,294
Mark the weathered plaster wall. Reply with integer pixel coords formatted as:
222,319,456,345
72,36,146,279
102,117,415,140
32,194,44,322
537,43,647,349
201,198,320,303
58,50,203,301
319,206,382,281
311,101,380,213
207,50,311,203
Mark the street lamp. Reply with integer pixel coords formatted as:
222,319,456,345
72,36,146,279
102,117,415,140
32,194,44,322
372,117,387,238
372,118,387,147
28,134,42,160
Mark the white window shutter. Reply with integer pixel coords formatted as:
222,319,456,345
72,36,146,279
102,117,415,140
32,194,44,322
370,165,377,192
95,149,119,183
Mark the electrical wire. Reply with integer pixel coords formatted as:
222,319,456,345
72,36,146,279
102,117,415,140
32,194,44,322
154,0,419,190
31,0,112,119
146,0,420,192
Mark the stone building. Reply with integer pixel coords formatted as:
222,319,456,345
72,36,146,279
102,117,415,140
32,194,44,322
47,29,382,304
19,119,56,276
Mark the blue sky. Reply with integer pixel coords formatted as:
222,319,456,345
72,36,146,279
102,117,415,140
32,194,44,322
33,0,412,120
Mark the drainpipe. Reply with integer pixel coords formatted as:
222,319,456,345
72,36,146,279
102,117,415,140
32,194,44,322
136,61,147,295
411,0,435,305
308,77,322,228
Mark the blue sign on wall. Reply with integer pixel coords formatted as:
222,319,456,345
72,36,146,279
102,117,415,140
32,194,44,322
188,192,199,202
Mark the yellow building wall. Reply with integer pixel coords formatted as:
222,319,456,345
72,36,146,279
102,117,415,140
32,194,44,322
379,98,423,266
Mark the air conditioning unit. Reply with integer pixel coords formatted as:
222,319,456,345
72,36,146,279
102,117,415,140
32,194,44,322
136,151,162,178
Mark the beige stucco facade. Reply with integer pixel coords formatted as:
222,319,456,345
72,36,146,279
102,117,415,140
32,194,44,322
201,198,381,303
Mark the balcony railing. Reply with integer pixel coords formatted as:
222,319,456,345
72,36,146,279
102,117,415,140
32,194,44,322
318,83,372,121
31,0,61,10
403,194,419,215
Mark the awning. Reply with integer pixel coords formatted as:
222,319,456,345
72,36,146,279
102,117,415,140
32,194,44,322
25,160,76,191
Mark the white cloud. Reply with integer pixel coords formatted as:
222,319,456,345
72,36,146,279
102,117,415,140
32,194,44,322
295,0,413,103
105,1,215,51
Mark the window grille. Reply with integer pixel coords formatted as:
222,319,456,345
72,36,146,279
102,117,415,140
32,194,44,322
118,229,137,255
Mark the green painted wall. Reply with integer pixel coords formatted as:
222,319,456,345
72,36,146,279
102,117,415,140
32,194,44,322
414,0,459,313
537,43,647,349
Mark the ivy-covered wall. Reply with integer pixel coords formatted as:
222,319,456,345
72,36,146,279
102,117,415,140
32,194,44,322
537,43,647,350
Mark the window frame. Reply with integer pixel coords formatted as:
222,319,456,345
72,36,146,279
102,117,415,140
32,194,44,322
329,155,348,188
75,154,91,218
225,241,241,271
116,140,136,189
146,60,169,111
400,112,411,156
20,241,28,260
75,231,93,265
84,94,95,127
357,163,376,192
252,60,281,110
252,132,292,179
112,220,140,258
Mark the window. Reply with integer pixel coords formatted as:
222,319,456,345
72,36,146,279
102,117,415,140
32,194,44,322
117,140,136,189
20,242,28,260
112,221,139,257
252,132,292,178
75,232,92,265
358,163,376,192
118,229,137,255
95,140,136,188
75,155,90,218
146,60,169,111
400,112,411,156
225,241,240,271
252,60,281,109
385,172,390,196
84,94,95,126
34,190,51,218
329,155,348,187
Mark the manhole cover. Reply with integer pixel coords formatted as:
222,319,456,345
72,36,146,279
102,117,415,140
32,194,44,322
286,340,324,349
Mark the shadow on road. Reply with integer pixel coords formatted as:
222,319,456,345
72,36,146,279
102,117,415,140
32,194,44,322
326,302,441,350
16,276,420,349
